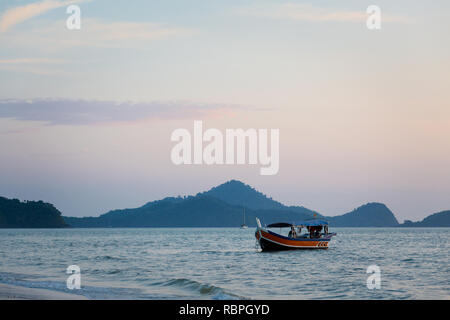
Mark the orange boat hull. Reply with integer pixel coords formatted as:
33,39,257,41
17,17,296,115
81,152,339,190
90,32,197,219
255,229,334,251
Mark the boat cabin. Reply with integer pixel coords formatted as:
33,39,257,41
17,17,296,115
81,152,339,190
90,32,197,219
266,220,330,239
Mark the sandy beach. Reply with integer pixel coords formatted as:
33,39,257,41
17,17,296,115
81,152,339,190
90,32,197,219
0,284,88,300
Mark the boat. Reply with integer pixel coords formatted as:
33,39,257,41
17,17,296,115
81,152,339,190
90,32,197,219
255,217,336,251
240,208,248,229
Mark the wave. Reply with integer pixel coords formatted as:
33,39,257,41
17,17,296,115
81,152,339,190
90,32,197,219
0,271,145,300
94,255,124,261
158,278,246,300
0,271,245,300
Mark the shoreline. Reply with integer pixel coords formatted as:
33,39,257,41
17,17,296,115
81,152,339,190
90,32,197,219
0,283,88,300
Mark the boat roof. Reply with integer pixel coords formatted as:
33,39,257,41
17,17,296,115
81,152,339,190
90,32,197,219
267,219,329,228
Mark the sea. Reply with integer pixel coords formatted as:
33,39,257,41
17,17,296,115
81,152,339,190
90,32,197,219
0,228,449,299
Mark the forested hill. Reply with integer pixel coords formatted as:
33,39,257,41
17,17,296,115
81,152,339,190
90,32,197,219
0,196,68,228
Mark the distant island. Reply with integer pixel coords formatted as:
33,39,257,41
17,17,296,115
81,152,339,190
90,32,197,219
401,210,450,227
64,180,449,228
0,196,68,228
1,180,449,228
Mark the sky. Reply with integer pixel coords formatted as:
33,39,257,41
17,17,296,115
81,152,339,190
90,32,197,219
0,0,449,221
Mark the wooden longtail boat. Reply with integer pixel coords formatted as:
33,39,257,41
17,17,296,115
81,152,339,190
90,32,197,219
255,218,336,251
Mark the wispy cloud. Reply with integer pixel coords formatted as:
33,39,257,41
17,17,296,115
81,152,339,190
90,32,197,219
0,57,70,75
237,3,410,23
0,0,89,32
0,99,241,125
0,18,192,50
55,19,190,47
0,58,67,64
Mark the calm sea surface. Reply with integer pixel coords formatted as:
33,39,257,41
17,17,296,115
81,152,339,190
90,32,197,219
0,228,449,299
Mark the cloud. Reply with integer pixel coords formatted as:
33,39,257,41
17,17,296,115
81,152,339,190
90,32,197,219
0,99,241,125
52,19,190,47
0,18,192,50
0,58,70,75
237,3,410,23
0,58,67,64
0,0,89,32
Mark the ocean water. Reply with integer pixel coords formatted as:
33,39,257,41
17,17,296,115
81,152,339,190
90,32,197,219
0,228,449,300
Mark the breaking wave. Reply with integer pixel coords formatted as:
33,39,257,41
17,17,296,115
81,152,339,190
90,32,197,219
158,278,246,300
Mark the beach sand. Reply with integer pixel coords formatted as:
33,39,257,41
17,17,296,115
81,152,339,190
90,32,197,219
0,284,88,300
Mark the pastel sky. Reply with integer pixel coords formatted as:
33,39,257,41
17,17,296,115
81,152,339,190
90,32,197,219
0,0,449,221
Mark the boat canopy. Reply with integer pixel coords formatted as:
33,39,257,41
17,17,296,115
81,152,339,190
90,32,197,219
266,222,292,228
267,219,328,228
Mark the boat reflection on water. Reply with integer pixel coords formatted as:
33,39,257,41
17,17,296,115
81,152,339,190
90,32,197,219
255,217,336,251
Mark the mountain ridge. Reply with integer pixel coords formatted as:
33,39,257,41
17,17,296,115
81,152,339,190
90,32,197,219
63,180,448,228
1,180,449,228
328,202,399,227
401,210,450,227
0,196,68,228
